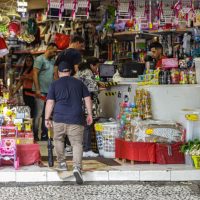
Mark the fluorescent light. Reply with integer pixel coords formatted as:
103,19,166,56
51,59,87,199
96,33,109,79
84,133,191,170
17,1,28,7
17,7,27,12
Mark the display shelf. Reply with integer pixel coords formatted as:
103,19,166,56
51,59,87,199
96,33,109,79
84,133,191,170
13,50,62,55
148,28,193,34
139,84,200,88
13,50,46,55
110,31,158,41
110,28,193,40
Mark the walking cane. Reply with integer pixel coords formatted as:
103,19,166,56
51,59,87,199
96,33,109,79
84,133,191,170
47,129,54,167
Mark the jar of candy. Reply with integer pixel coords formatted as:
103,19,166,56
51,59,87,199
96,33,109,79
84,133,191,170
179,69,188,84
188,68,196,84
171,69,180,84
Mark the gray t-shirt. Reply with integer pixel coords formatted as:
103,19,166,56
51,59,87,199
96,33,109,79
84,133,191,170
33,54,55,94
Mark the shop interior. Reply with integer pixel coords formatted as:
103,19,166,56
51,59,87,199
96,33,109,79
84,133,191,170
0,0,200,182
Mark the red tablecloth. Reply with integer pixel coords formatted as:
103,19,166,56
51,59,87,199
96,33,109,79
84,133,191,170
17,144,41,166
115,138,156,163
156,142,185,164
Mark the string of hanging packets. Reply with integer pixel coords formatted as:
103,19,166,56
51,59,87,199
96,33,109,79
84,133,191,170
47,0,91,20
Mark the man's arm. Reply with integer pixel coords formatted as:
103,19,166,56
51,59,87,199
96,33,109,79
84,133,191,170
84,96,93,125
45,99,55,128
33,68,41,97
54,66,59,80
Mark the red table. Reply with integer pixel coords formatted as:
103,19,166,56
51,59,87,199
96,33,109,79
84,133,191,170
115,138,156,163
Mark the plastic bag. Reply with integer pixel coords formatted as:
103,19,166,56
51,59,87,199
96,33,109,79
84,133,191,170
54,33,70,50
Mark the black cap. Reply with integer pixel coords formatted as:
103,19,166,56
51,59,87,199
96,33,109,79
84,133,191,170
58,61,73,72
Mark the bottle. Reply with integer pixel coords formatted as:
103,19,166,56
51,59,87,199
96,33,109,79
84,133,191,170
159,70,165,84
166,70,171,84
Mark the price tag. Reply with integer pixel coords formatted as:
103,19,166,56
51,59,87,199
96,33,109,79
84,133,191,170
16,139,20,144
3,92,9,100
25,123,31,131
145,128,154,135
95,124,104,132
185,114,199,121
15,123,22,131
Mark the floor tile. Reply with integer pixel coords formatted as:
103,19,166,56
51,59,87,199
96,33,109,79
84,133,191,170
109,170,140,181
140,170,171,181
16,172,47,182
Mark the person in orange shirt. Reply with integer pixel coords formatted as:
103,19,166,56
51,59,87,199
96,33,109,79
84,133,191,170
150,42,166,69
13,55,35,118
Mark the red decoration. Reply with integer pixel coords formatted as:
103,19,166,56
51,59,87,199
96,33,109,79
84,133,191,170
8,22,20,35
0,36,9,57
54,33,70,50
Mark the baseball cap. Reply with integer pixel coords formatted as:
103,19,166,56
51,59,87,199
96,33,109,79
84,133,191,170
58,61,73,72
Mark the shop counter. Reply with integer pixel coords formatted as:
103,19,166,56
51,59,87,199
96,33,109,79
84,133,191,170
140,84,200,121
99,82,200,122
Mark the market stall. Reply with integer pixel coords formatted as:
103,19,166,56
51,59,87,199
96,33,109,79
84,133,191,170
0,0,200,172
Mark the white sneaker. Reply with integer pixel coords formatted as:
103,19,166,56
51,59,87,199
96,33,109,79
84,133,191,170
65,145,72,154
83,150,99,157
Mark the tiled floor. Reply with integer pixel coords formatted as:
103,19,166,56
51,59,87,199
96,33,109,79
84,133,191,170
0,141,199,182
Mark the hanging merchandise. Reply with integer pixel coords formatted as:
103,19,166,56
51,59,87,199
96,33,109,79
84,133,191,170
76,0,91,19
135,89,152,120
47,0,64,20
136,0,149,30
8,21,21,36
182,33,191,55
194,10,200,27
27,18,38,35
7,9,21,20
115,0,131,21
72,0,78,20
173,0,182,18
54,33,70,50
0,35,9,58
0,15,10,33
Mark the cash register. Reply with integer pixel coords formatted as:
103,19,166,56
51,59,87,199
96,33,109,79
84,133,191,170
119,61,145,78
99,61,116,82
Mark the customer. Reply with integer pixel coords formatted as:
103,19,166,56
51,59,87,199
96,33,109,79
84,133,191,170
150,42,166,69
33,43,57,141
54,35,85,79
77,57,100,157
12,54,35,118
54,35,85,153
45,61,93,185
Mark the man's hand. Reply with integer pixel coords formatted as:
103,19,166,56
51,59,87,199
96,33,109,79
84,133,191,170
45,120,53,129
35,90,41,98
86,114,93,125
